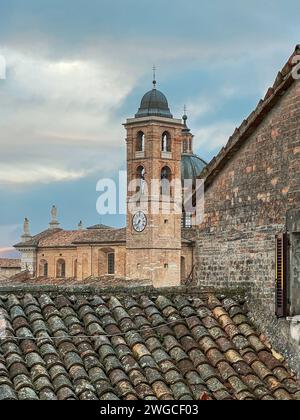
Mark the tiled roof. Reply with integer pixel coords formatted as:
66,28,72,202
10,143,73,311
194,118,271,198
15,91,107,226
14,228,125,248
0,259,21,269
14,227,194,248
87,224,114,230
200,45,300,189
0,286,299,400
73,228,126,245
38,231,82,248
0,274,151,288
14,229,62,248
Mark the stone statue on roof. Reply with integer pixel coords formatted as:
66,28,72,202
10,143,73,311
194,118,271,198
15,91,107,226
49,205,60,229
51,205,57,222
21,217,32,242
24,217,30,235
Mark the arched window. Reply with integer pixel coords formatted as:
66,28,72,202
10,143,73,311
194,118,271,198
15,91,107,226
181,257,186,281
161,166,172,196
136,131,145,152
56,259,66,278
161,166,172,181
39,259,48,277
136,165,145,194
107,253,115,275
136,165,145,179
162,132,171,152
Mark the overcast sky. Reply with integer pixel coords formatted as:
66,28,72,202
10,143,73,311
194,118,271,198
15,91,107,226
0,0,300,257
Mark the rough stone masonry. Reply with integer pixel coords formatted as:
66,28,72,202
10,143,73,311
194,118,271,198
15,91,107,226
195,48,300,374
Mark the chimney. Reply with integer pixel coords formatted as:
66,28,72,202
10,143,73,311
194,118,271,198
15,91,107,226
21,218,32,242
49,205,60,229
78,221,83,230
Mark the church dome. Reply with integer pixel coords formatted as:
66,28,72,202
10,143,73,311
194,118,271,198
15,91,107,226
135,87,173,119
181,153,207,186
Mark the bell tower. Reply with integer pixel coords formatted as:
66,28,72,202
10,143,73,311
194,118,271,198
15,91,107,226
124,77,183,287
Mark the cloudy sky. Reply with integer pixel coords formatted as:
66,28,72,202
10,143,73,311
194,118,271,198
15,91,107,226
0,0,300,257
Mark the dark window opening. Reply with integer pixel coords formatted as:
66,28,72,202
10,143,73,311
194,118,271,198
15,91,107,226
136,132,145,152
108,253,115,275
57,259,66,278
40,260,48,277
162,132,171,152
74,259,78,278
136,165,145,195
181,256,186,281
44,263,48,277
161,166,172,196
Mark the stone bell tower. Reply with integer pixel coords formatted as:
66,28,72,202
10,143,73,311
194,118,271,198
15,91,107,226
124,77,183,287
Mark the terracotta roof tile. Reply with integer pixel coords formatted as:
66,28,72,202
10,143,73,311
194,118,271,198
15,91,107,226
14,229,62,248
0,286,299,400
14,226,193,250
0,259,21,269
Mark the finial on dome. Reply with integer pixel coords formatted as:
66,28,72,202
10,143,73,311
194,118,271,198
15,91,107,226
152,65,157,89
182,105,192,136
183,105,188,125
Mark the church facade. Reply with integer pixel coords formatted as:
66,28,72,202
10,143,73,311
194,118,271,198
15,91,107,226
15,82,206,285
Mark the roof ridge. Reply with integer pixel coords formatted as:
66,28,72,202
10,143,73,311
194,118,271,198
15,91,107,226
0,283,229,296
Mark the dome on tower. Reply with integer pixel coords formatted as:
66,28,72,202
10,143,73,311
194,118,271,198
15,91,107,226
181,153,207,186
135,87,173,119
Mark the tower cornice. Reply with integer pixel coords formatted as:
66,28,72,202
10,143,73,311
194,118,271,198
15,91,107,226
124,116,183,127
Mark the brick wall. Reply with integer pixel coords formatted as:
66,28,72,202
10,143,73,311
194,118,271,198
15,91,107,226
196,80,300,300
125,117,184,287
195,80,300,372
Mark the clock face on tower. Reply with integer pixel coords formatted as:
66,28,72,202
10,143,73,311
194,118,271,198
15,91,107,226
132,211,147,232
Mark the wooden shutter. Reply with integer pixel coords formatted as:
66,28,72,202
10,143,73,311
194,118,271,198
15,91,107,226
275,233,289,318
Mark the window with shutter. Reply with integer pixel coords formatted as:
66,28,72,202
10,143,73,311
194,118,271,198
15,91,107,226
275,233,289,318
